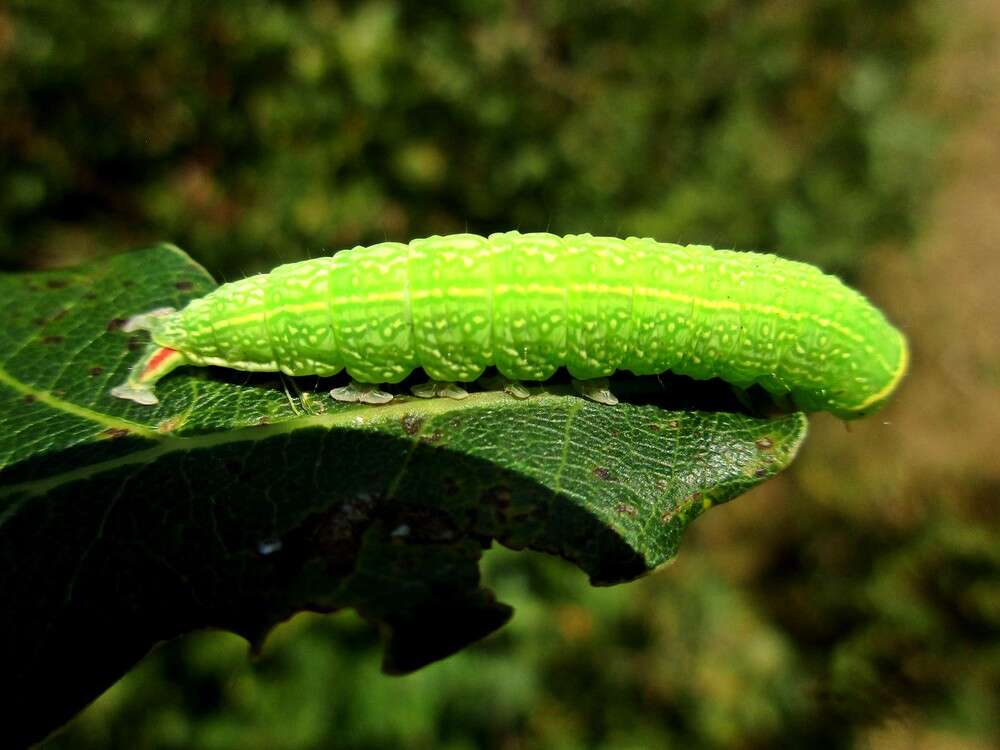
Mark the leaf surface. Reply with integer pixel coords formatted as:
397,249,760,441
0,246,807,745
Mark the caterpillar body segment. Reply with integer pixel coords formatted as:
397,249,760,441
111,232,908,418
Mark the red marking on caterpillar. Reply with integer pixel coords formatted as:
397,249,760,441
143,346,179,379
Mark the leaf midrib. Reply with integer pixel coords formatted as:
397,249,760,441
0,362,161,440
0,389,565,503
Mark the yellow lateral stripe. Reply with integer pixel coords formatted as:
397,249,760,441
494,283,568,296
211,301,327,330
634,286,866,345
186,354,279,370
211,311,266,330
210,282,864,347
636,286,868,345
410,287,490,300
848,334,909,411
329,291,406,305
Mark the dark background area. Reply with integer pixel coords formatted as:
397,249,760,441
3,1,997,748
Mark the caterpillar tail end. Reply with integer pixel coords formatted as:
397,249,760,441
110,344,186,406
121,307,176,333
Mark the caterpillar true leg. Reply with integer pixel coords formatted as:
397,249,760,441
330,380,394,405
410,381,470,400
573,377,619,406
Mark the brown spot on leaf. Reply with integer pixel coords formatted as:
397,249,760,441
157,414,186,433
23,394,36,404
34,308,70,327
614,503,638,517
175,280,194,291
41,335,64,345
102,427,131,440
284,495,379,579
421,430,444,444
401,413,423,436
107,318,127,332
649,423,661,432
755,437,774,451
663,491,707,523
593,466,612,481
667,419,680,429
754,467,768,478
88,366,104,376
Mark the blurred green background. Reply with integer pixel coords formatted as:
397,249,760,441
3,0,998,748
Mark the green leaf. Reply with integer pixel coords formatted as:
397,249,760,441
0,245,807,745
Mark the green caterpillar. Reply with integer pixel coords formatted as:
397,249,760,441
111,231,908,418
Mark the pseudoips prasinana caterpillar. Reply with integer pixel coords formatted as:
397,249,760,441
111,232,908,418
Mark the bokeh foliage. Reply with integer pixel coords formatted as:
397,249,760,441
3,0,933,276
4,1,996,749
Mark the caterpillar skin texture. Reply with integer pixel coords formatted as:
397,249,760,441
111,232,908,418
